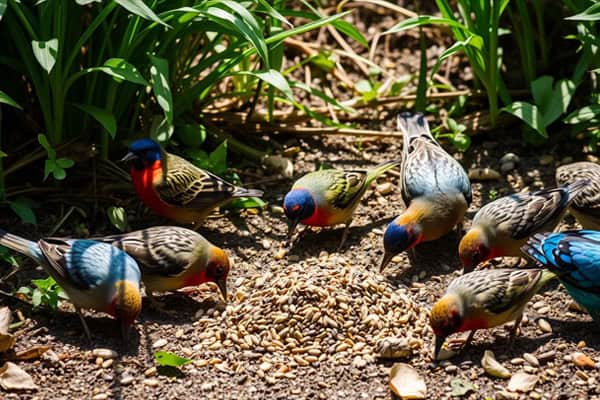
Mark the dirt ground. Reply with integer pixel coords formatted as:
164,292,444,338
1,130,599,400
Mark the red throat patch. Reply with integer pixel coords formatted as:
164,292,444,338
130,161,170,216
183,268,208,287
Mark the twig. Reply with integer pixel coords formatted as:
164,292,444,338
252,125,403,138
326,23,371,77
48,206,77,236
337,0,418,18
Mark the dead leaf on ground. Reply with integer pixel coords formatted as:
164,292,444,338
0,307,16,352
12,346,51,361
389,363,426,399
0,362,37,391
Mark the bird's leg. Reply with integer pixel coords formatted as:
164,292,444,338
508,314,523,347
75,308,92,342
337,219,353,251
448,330,477,352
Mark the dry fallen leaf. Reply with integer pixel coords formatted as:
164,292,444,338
389,363,426,399
0,307,16,352
507,371,538,393
13,346,51,361
0,362,37,391
481,350,511,379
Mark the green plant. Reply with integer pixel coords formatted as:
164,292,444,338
16,277,68,311
503,76,577,144
38,134,74,181
385,0,511,127
154,351,192,370
433,118,471,151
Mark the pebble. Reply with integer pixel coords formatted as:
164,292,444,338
523,353,539,367
572,352,596,369
144,367,157,377
537,318,552,333
270,205,284,215
496,390,519,400
101,359,113,369
120,376,134,386
444,365,457,373
376,182,393,195
536,306,550,314
468,168,501,181
510,358,525,365
577,341,586,349
143,378,159,387
537,351,555,363
500,153,520,164
153,339,167,349
274,248,287,260
92,394,108,400
500,161,515,174
92,348,118,359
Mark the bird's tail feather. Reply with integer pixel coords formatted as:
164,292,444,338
232,187,264,198
397,112,434,144
539,269,558,286
366,159,400,185
0,229,43,262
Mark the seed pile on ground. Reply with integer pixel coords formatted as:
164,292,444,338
191,255,429,379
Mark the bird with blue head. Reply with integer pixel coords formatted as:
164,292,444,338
283,189,316,240
121,138,263,224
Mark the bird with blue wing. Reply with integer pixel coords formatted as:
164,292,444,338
94,226,229,306
522,230,600,323
0,230,142,342
555,162,600,230
459,181,588,273
283,160,399,249
121,138,263,224
381,112,471,271
430,268,556,359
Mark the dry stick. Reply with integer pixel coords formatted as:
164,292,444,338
252,125,403,138
337,0,418,18
326,24,371,77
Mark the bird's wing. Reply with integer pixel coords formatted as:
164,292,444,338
524,231,600,294
453,269,544,315
98,227,203,277
556,163,600,218
322,169,369,210
156,153,237,208
38,239,113,290
476,187,572,240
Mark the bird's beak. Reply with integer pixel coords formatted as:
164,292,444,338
287,218,300,241
433,335,445,360
120,152,137,163
380,252,395,272
217,279,227,302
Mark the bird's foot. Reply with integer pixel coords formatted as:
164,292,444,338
337,224,351,251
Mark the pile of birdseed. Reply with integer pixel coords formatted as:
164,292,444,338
191,254,429,379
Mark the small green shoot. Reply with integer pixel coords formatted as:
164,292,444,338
436,118,471,151
7,197,37,225
154,351,192,369
488,189,498,201
16,277,68,311
38,134,75,181
107,206,128,232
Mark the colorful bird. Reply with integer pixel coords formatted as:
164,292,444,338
0,230,142,341
459,181,587,273
522,230,600,323
283,160,399,248
429,268,555,358
555,162,600,230
381,112,471,271
95,226,229,303
121,138,263,224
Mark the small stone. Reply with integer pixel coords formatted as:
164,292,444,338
572,352,596,369
537,319,552,333
523,353,539,367
444,365,458,373
92,394,108,400
537,351,555,363
143,378,159,387
259,362,272,372
274,248,287,260
270,205,284,215
577,341,586,349
152,339,167,349
101,359,113,369
376,182,393,195
501,162,515,174
468,168,501,181
496,390,519,400
539,155,554,165
144,367,157,377
500,153,520,164
536,306,550,314
510,358,525,365
507,371,538,392
261,239,271,250
120,376,134,386
92,348,118,359
175,329,184,339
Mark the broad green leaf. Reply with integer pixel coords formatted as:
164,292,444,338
115,0,170,27
55,158,74,169
566,3,600,21
450,132,471,152
385,15,470,35
176,124,206,148
502,102,547,137
32,277,55,291
154,351,192,367
75,104,117,138
332,20,368,47
209,141,228,174
31,290,42,307
150,115,174,142
225,197,266,210
148,55,173,124
107,206,128,232
92,58,149,86
205,6,270,67
0,0,6,21
52,167,67,180
31,39,59,74
450,378,476,397
543,79,576,126
355,80,372,94
8,198,36,225
531,76,554,116
0,90,23,110
564,105,600,124
238,69,294,102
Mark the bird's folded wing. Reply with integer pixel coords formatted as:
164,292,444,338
556,164,600,218
324,170,369,210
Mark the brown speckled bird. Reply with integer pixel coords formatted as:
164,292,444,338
556,161,600,230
